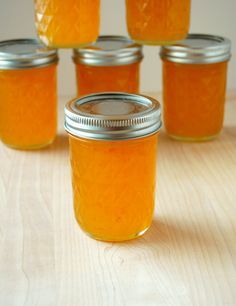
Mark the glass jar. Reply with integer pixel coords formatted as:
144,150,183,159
73,36,143,96
34,0,100,48
0,39,58,149
160,34,231,141
64,93,162,242
125,0,191,45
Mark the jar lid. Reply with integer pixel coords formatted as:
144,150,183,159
160,34,231,64
0,39,58,69
73,36,143,66
65,93,161,140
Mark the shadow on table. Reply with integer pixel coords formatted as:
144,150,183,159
223,126,236,138
117,217,227,261
37,133,69,155
51,133,69,153
157,127,236,166
158,126,236,145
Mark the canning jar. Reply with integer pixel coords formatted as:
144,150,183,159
73,36,143,96
125,0,191,45
0,39,58,149
160,34,231,141
65,93,162,241
34,0,100,48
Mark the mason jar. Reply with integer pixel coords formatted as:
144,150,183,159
160,34,231,141
0,39,58,149
64,93,162,241
34,0,100,48
125,0,191,45
73,36,143,96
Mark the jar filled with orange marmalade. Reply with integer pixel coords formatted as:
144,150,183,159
125,0,191,45
34,0,100,48
0,39,58,149
160,34,231,141
73,36,143,96
65,93,162,241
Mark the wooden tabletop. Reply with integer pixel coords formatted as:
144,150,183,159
0,93,236,306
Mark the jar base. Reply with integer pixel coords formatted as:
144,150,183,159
2,138,55,150
168,133,220,142
79,225,150,242
38,36,97,49
132,35,188,46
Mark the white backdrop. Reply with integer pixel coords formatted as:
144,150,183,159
0,0,235,95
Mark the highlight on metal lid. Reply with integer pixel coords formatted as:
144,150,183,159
73,36,143,66
64,92,162,140
160,34,231,64
0,39,58,69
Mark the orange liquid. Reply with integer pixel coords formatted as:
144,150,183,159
69,133,158,241
34,0,100,48
126,0,191,44
75,63,140,96
0,65,57,149
163,61,228,141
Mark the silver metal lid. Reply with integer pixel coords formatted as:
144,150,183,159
65,92,161,140
73,36,143,66
0,39,58,69
160,34,231,64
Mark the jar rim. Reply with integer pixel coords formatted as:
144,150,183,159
64,92,162,140
0,38,58,69
73,36,143,66
160,34,231,64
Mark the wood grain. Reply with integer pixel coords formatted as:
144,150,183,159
0,93,236,306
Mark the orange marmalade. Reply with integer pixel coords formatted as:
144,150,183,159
65,93,162,242
73,36,143,96
0,39,58,149
160,34,231,141
125,0,191,45
34,0,100,48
